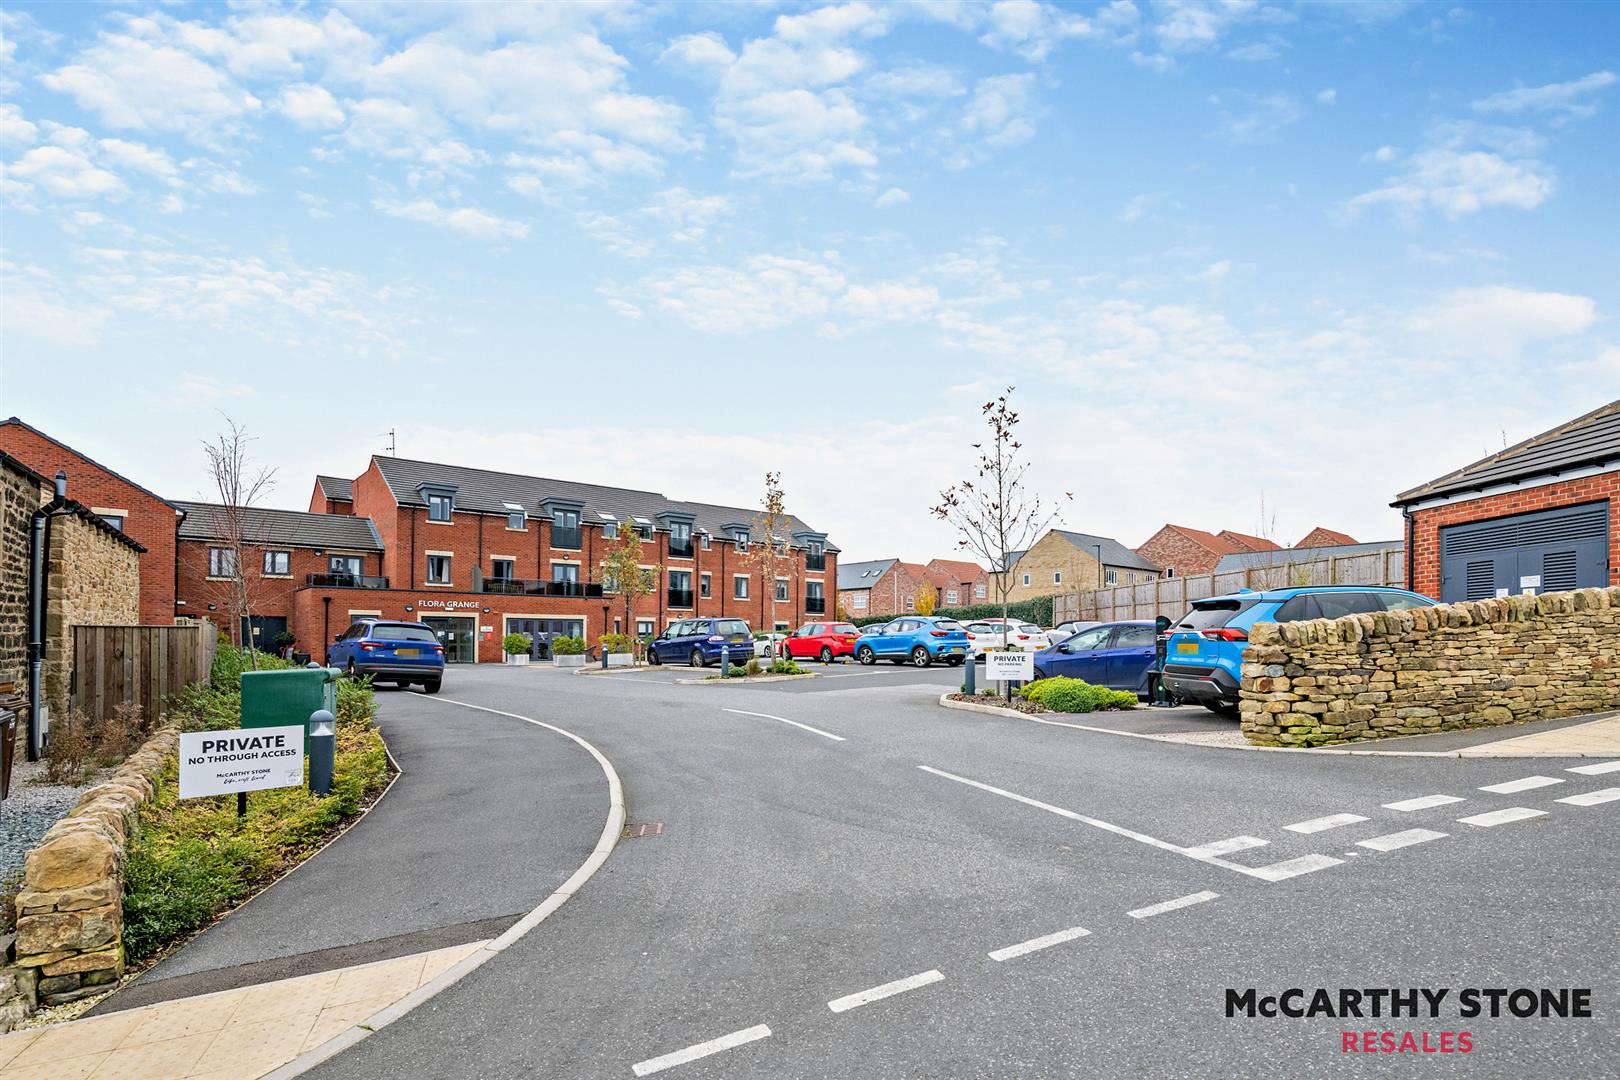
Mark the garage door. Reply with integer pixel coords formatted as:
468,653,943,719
1439,501,1610,603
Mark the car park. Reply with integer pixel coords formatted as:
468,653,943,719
1032,621,1156,694
962,618,1049,654
647,617,755,667
782,621,861,663
1163,586,1437,715
326,619,445,693
854,616,970,667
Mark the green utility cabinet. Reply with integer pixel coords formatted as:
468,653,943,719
241,667,340,752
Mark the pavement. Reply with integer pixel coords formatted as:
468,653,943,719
8,661,1617,1078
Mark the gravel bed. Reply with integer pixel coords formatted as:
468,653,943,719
1,758,101,885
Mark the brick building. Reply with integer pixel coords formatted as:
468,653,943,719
310,475,355,516
1294,526,1358,548
0,417,183,625
1134,524,1280,578
998,530,1160,601
836,559,938,619
1392,400,1618,602
925,558,989,609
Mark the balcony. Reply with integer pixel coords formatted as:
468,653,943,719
480,577,604,598
305,573,389,589
667,588,695,608
805,552,826,572
668,539,694,559
550,526,582,550
805,597,827,615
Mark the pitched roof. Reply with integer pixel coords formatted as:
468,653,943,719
1295,526,1357,547
1213,540,1402,574
926,558,985,585
837,558,897,591
1052,529,1161,572
369,455,839,552
315,475,353,500
2,416,183,513
1216,529,1280,552
174,501,383,551
1392,399,1620,506
1156,524,1247,556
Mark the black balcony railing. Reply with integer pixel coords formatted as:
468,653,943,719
480,578,604,598
805,597,827,614
305,573,390,589
667,588,695,608
668,539,694,558
550,526,582,550
806,553,826,572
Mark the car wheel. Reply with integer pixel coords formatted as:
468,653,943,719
946,657,963,667
856,646,875,665
911,646,931,667
1204,701,1239,718
819,646,833,663
345,659,358,680
422,679,441,695
648,648,661,666
689,648,706,668
1033,666,1048,681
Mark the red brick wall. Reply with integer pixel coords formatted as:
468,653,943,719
0,421,179,624
1295,527,1356,548
1135,526,1221,577
1406,472,1620,598
176,538,383,648
307,479,353,515
841,563,937,619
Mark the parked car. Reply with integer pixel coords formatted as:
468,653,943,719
1163,586,1437,715
782,621,861,663
854,616,971,667
753,632,788,659
326,619,444,694
1032,621,1157,694
647,617,754,667
1049,620,1099,641
962,618,1049,654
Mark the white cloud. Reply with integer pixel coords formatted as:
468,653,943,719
97,138,180,182
978,0,1094,61
661,32,737,73
1190,259,1232,283
1406,286,1597,359
169,375,254,410
948,73,1039,166
1210,91,1301,144
1118,191,1172,223
0,103,37,145
650,254,848,333
875,186,910,208
205,170,260,196
1472,70,1616,117
373,197,528,241
647,187,730,243
5,144,126,200
1348,146,1554,218
276,83,345,129
1316,88,1337,105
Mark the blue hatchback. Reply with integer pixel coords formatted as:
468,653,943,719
1033,621,1157,694
1163,586,1436,714
647,617,754,667
326,619,445,693
853,616,970,667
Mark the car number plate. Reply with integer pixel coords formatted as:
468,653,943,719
396,648,419,656
1175,642,1198,654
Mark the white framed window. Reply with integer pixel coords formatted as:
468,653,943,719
975,584,986,599
263,551,290,576
853,594,867,609
774,578,789,602
733,574,750,599
733,529,750,553
1053,571,1062,585
1166,567,1175,578
905,596,916,611
1105,568,1118,586
774,622,789,632
427,554,452,584
945,589,958,604
491,557,515,582
603,520,618,540
699,532,711,551
636,619,654,636
1127,572,1136,584
504,502,526,530
427,493,453,522
208,547,237,578
1021,573,1031,587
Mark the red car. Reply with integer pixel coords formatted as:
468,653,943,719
781,621,861,663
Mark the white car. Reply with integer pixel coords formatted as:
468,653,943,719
753,633,787,659
962,618,1050,655
1048,620,1099,645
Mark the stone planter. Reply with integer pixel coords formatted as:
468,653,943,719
606,653,635,668
552,654,586,669
506,653,530,666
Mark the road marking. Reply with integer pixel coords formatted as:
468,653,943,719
989,925,1091,961
1183,836,1268,857
721,708,845,742
1567,761,1620,776
1357,828,1447,852
1245,853,1344,882
1555,787,1620,807
631,1025,772,1076
1127,891,1219,919
828,970,944,1013
1284,813,1369,834
1384,794,1465,812
1479,775,1563,794
1458,807,1547,828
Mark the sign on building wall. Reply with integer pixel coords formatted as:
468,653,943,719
985,651,1034,682
178,725,305,799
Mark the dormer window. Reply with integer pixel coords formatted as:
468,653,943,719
699,531,711,551
504,502,526,530
732,528,749,553
427,493,453,522
634,517,653,542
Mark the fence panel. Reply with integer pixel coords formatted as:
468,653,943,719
72,623,216,725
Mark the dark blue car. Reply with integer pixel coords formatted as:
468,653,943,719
1033,621,1157,693
647,617,754,667
326,619,444,693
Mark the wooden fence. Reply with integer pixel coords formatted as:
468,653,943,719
71,623,217,725
1053,547,1406,623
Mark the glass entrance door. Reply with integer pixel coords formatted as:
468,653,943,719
506,618,585,658
422,616,476,663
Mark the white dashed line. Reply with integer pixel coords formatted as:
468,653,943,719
828,970,944,1013
631,1025,772,1076
1479,775,1563,794
1568,761,1620,776
1458,807,1547,828
1183,836,1268,857
1127,891,1220,919
988,925,1091,961
1244,853,1344,882
1284,813,1369,834
1556,787,1620,807
721,708,845,742
1357,828,1447,852
1384,794,1466,812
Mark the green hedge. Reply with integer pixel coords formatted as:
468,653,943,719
1018,676,1138,713
854,596,1054,628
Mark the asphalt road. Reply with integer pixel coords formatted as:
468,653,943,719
307,663,1618,1079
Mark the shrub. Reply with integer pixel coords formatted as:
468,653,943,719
502,633,532,656
123,834,258,962
770,658,805,675
726,664,749,678
43,711,93,784
551,635,585,656
273,630,297,648
745,657,763,676
210,639,293,690
1019,677,1138,713
93,702,147,765
600,633,634,653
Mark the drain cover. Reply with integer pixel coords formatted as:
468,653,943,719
623,822,664,838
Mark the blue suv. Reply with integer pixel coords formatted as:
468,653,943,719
1163,586,1436,715
647,617,754,667
853,616,970,667
326,619,445,693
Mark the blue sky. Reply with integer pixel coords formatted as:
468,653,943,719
2,1,1615,560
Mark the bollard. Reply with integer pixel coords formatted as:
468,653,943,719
964,655,976,694
720,642,729,677
308,708,335,797
601,642,609,670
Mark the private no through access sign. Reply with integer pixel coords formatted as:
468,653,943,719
179,725,305,800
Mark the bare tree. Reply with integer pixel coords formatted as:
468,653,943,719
744,471,790,639
931,387,1070,649
202,416,277,663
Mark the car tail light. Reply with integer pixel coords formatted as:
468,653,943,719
930,631,948,637
432,645,445,655
360,642,381,651
1200,628,1248,642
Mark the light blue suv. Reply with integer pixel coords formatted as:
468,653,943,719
1163,586,1436,715
853,616,970,667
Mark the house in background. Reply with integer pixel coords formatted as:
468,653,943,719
1295,526,1358,548
1392,399,1617,602
998,530,1160,601
310,475,356,516
836,558,936,618
1134,524,1279,578
925,558,988,609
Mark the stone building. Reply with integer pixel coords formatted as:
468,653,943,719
997,529,1160,602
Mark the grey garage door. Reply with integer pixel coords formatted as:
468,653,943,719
1439,501,1610,603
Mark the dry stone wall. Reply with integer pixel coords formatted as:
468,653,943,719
1239,587,1620,747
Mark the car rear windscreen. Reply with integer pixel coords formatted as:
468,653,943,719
373,625,438,642
1175,599,1255,630
717,619,750,636
1019,624,1042,634
832,624,857,635
933,619,965,630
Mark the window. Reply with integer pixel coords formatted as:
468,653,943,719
905,596,915,611
1067,626,1113,652
700,572,711,598
208,547,237,578
552,563,579,584
1127,572,1136,585
975,584,986,599
1053,571,1062,585
806,581,825,613
1166,567,1175,578
1104,568,1118,585
635,519,653,541
100,515,125,532
669,521,693,558
1021,573,1031,587
775,578,790,602
372,625,438,643
636,619,654,637
945,590,958,604
668,570,693,607
699,532,711,551
717,619,749,637
330,554,362,577
733,575,750,599
640,567,658,591
552,510,581,550
733,528,749,553
853,594,867,609
427,554,452,584
263,551,290,576
1113,625,1156,648
427,493,453,522
491,557,514,582
504,503,526,530
775,622,790,632
603,520,618,540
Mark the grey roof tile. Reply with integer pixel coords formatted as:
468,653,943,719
836,558,898,591
1051,529,1161,572
174,501,382,550
1393,399,1620,505
316,475,353,500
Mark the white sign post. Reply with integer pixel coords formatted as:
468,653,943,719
985,651,1035,682
179,725,306,800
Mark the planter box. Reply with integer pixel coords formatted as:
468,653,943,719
606,653,635,668
553,654,586,669
506,653,530,666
